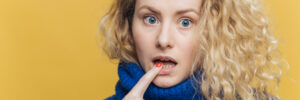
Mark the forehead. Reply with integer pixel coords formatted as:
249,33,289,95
135,0,201,13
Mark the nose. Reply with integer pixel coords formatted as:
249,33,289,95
156,23,174,50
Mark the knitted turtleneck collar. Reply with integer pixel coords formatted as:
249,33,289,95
105,62,205,100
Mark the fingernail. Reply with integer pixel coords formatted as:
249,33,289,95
156,62,162,67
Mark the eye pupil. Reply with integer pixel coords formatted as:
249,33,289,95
146,16,157,24
180,19,191,27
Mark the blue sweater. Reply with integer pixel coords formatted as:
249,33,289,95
105,62,205,100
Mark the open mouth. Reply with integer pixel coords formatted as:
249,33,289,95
152,56,178,69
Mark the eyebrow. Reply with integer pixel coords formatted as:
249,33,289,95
176,9,200,16
137,5,161,15
137,5,200,16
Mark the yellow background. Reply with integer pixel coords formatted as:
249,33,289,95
0,0,299,100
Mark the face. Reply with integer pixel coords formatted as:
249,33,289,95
132,0,201,88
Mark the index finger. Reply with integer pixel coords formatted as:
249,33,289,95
129,62,162,96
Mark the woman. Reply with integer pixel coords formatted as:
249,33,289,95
100,0,286,99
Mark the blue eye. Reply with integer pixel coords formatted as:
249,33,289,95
179,19,192,28
145,16,157,24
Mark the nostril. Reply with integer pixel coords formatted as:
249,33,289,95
156,35,173,49
156,41,173,49
157,41,169,48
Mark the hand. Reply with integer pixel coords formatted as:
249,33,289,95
122,62,163,100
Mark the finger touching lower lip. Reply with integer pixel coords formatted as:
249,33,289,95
129,63,162,96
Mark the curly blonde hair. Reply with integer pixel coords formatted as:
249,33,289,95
99,0,288,99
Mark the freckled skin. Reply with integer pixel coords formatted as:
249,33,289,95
132,0,201,88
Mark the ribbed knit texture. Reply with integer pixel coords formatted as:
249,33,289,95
105,62,206,100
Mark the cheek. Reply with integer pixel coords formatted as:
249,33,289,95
132,27,153,53
178,37,197,71
178,35,197,58
184,44,195,67
132,17,159,55
132,22,156,67
133,18,151,48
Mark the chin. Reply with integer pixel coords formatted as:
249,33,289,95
152,76,180,88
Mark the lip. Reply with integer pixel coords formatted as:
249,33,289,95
152,56,178,75
157,64,177,75
152,56,178,64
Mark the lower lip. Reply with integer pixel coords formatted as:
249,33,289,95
154,63,177,75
